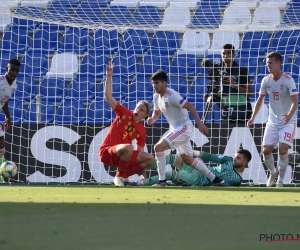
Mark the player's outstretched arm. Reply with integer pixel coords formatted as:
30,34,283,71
184,102,209,135
104,61,118,110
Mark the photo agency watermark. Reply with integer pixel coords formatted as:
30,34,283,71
260,234,300,242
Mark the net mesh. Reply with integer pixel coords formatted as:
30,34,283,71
0,0,299,185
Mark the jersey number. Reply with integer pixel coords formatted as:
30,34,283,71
272,91,279,100
284,132,292,142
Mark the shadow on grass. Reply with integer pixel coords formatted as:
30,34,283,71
0,202,299,250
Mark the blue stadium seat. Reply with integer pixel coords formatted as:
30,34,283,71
1,29,30,54
251,76,269,103
167,77,188,99
200,0,230,8
119,29,150,55
86,98,116,125
189,102,205,123
28,29,60,55
99,76,128,101
111,53,139,79
90,29,120,56
291,55,300,79
268,30,300,55
169,54,200,77
148,31,180,56
81,0,110,7
39,78,66,103
80,53,109,80
127,76,153,102
23,97,56,124
19,54,49,78
188,78,210,103
189,7,222,29
51,0,80,8
259,55,291,76
42,6,72,30
56,98,86,124
132,6,162,27
12,7,42,30
69,76,97,101
139,54,170,76
73,4,102,26
239,31,270,57
102,6,132,26
59,28,90,54
282,2,300,26
11,76,36,102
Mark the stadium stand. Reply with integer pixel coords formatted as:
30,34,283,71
55,98,86,124
110,0,141,8
1,29,31,55
119,29,150,55
139,0,171,8
207,31,240,55
230,0,260,9
111,53,139,79
189,6,222,29
18,53,49,78
139,54,170,76
177,31,210,56
102,6,132,26
219,5,251,29
169,54,200,77
86,98,116,125
68,76,97,102
11,76,37,103
148,31,180,56
159,6,191,30
39,78,67,103
248,6,281,29
90,29,120,56
80,53,109,80
132,5,162,27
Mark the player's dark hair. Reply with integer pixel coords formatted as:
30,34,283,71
237,149,252,163
8,59,21,67
150,69,168,83
266,52,282,64
222,44,235,53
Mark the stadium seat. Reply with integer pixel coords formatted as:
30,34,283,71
148,31,180,56
56,98,86,124
18,54,49,78
69,76,97,101
177,31,210,56
189,7,221,29
170,0,200,8
167,77,188,98
219,6,251,29
21,0,51,8
1,29,30,54
139,54,170,76
139,0,170,8
239,31,270,57
200,0,231,8
80,53,109,80
291,56,300,79
42,6,73,30
248,6,281,29
28,29,60,55
267,30,300,56
260,0,291,10
73,3,102,26
39,78,67,103
250,76,264,102
207,31,240,55
11,76,36,102
188,78,211,103
119,29,150,55
159,6,191,30
23,97,56,124
230,0,260,9
99,76,128,101
102,6,132,26
46,53,78,80
86,98,116,125
50,0,80,8
169,54,200,77
259,55,291,76
110,0,141,8
128,76,153,102
59,28,90,55
282,2,300,26
111,53,138,79
132,6,162,27
81,0,110,7
12,7,42,30
7,100,24,124
90,29,120,56
0,6,11,31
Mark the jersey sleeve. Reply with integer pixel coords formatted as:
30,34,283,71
170,90,187,108
287,78,298,96
259,77,268,96
201,152,233,164
153,94,160,111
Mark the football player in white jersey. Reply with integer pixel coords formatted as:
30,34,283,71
247,52,298,187
0,59,21,182
148,70,225,187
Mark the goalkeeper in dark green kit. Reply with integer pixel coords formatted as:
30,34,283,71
133,149,252,187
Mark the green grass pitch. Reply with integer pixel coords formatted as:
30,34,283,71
0,186,300,250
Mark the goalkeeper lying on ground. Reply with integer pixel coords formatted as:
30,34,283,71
133,149,252,187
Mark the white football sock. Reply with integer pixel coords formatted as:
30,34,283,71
191,158,216,181
155,151,166,180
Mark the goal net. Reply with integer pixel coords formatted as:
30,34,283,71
0,0,299,186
